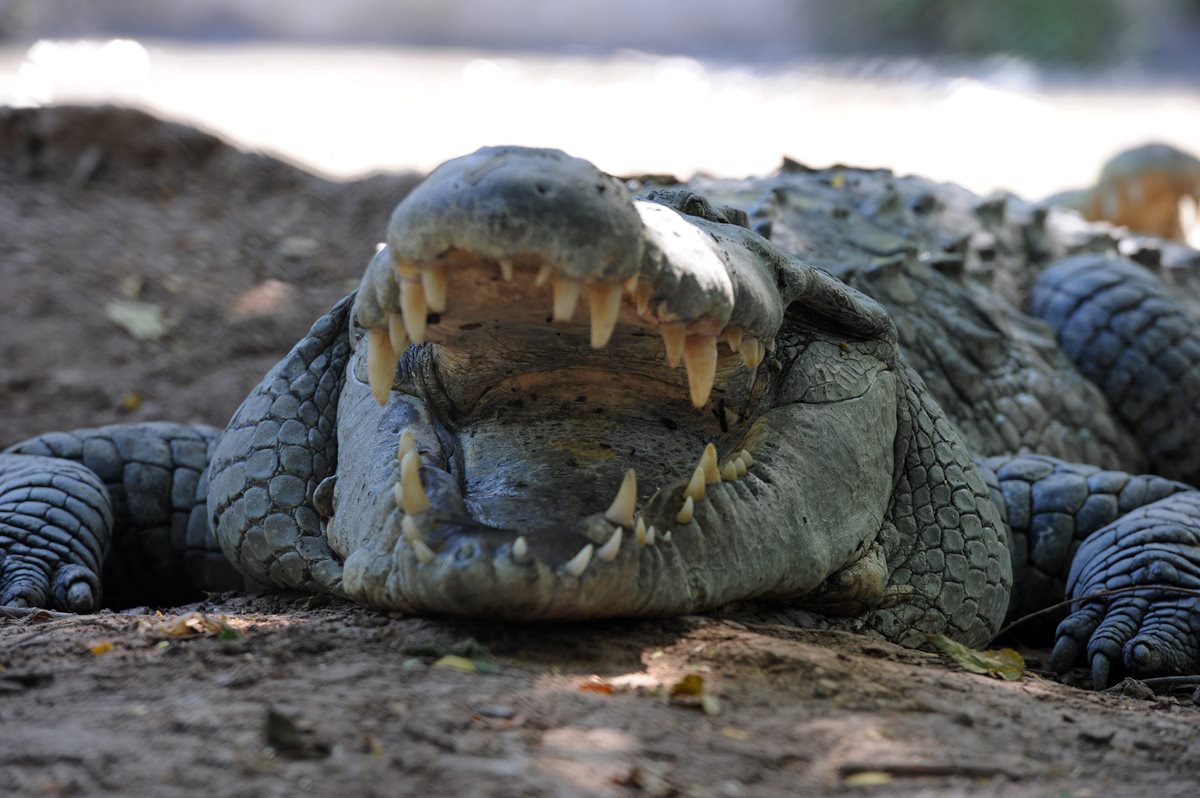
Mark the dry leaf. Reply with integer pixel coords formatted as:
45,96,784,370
926,634,1025,681
89,641,114,655
579,682,614,695
844,771,894,786
433,655,478,673
104,300,171,340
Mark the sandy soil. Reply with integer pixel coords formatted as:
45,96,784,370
0,106,1197,797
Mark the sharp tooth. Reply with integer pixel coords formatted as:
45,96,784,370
624,275,639,294
421,263,448,313
589,281,623,349
367,327,396,406
535,263,553,287
684,335,718,407
723,326,743,352
398,429,417,461
721,462,738,481
604,469,637,527
499,258,515,282
400,278,428,344
401,514,421,542
635,517,647,546
660,322,686,367
387,312,409,354
685,465,706,501
764,337,776,353
552,276,582,322
393,482,404,509
701,443,721,484
512,535,529,561
676,496,694,524
723,406,739,429
662,530,673,544
645,524,657,545
400,451,433,514
597,528,622,562
563,543,594,577
635,282,652,317
740,337,762,369
737,449,755,468
734,457,747,478
411,538,436,564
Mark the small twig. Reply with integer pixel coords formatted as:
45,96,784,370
840,761,1027,780
1135,675,1200,693
989,585,1200,644
0,605,77,621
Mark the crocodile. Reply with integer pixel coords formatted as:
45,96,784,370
3,145,1199,689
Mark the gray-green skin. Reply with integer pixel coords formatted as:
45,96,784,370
4,147,1200,686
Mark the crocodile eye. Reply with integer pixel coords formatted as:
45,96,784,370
682,194,716,220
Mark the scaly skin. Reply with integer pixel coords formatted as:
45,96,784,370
3,145,1200,687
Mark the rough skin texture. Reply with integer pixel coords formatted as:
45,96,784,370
3,137,1200,688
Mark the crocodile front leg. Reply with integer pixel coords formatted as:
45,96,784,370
0,454,111,610
207,294,354,594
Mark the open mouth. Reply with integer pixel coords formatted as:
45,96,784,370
335,146,900,619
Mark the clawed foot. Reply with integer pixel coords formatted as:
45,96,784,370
0,454,112,612
1050,493,1200,688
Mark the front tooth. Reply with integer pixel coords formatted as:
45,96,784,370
499,258,515,282
660,323,686,367
411,538,436,564
645,524,657,545
604,469,637,527
685,465,706,501
721,462,738,481
676,496,695,524
700,443,721,484
684,335,718,407
552,276,582,322
512,535,529,561
400,278,428,344
401,514,421,542
635,517,647,546
421,263,448,313
398,429,417,461
400,451,433,514
724,326,743,352
597,528,622,562
589,281,623,349
388,312,409,354
367,327,396,406
563,543,594,577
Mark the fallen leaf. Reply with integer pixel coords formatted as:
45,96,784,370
721,727,751,740
579,682,614,695
669,674,705,698
433,655,478,673
926,634,1025,681
89,641,114,655
844,771,894,786
141,611,239,640
104,299,171,341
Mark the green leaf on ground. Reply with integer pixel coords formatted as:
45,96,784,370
926,634,1025,681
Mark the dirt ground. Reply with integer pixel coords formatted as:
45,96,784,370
1,105,1197,797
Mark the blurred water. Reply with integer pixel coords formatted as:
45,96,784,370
2,40,1199,200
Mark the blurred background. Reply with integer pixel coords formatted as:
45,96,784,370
1,0,1199,198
